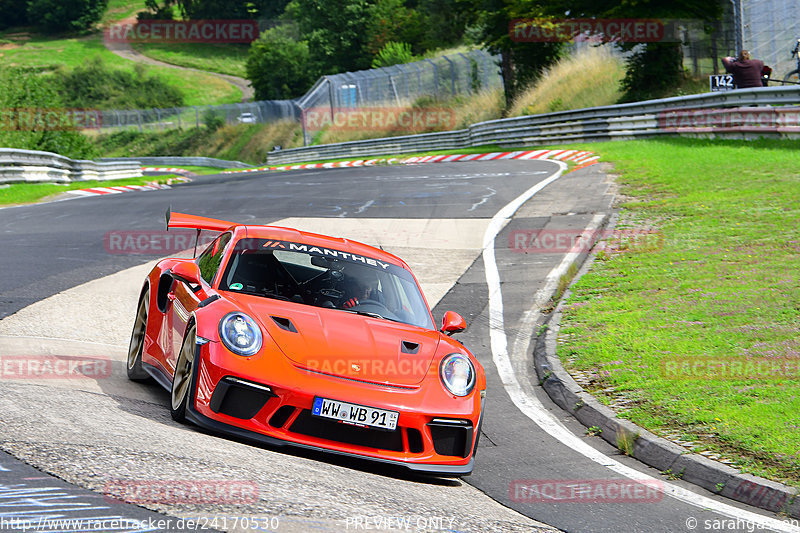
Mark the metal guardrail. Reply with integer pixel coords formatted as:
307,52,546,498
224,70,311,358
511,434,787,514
0,148,142,184
267,86,800,165
99,156,251,169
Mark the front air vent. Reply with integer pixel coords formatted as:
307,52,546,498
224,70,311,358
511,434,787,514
428,419,473,458
210,376,275,419
271,316,298,333
269,405,296,428
401,341,420,354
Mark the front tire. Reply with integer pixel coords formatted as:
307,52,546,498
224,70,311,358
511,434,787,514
127,288,151,381
170,324,197,422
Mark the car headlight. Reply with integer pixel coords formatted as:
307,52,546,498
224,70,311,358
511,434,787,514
219,312,262,356
439,353,476,396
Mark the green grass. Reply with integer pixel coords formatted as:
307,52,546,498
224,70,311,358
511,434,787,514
558,138,800,487
163,165,226,175
509,45,626,117
102,0,148,24
131,42,250,78
0,175,172,206
93,120,304,165
0,35,241,106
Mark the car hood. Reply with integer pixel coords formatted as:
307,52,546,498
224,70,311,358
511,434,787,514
227,294,440,386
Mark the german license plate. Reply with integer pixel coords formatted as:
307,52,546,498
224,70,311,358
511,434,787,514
312,397,398,430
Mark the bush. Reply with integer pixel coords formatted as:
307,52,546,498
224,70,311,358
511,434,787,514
246,25,317,100
0,67,97,159
619,43,685,102
26,0,108,33
371,41,414,69
137,0,176,20
202,109,224,130
52,59,184,109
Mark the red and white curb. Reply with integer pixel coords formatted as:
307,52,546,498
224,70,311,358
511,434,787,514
66,170,192,198
221,149,599,175
67,184,172,197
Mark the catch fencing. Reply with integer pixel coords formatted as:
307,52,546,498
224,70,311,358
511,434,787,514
95,50,502,135
98,100,299,132
741,0,799,82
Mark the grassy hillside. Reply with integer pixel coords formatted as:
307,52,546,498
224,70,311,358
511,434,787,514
93,121,303,165
509,45,626,116
130,42,249,78
0,34,241,106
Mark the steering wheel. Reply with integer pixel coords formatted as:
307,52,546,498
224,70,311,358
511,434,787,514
353,298,395,318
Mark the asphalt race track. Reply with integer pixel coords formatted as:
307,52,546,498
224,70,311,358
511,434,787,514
0,161,796,533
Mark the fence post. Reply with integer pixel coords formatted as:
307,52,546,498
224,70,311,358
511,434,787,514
425,58,439,95
442,55,456,95
137,110,143,133
395,65,409,100
457,52,474,93
193,106,199,128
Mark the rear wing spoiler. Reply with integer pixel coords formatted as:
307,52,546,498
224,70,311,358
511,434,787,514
165,208,236,233
165,208,237,257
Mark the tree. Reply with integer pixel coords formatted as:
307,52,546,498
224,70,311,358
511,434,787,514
179,0,283,19
468,0,564,107
363,0,424,57
547,0,723,101
138,0,286,20
414,0,475,51
27,0,109,33
246,25,317,100
0,0,29,30
285,0,373,74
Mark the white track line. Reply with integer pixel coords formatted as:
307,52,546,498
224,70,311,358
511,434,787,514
482,161,799,532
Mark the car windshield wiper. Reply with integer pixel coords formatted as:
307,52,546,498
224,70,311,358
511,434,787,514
228,288,290,301
340,308,403,323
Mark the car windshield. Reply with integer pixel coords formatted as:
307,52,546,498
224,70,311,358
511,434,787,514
218,238,434,329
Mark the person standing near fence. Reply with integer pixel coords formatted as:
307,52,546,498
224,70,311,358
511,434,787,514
721,50,765,88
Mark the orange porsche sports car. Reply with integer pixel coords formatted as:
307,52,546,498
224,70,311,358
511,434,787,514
127,212,486,475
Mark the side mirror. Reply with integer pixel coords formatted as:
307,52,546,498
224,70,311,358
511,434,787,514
441,311,466,336
171,260,203,287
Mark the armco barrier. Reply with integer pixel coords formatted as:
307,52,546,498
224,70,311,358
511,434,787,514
268,86,800,165
0,148,142,184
